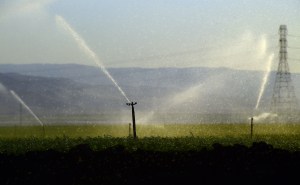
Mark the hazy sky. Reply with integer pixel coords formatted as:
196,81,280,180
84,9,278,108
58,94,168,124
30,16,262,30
0,0,299,71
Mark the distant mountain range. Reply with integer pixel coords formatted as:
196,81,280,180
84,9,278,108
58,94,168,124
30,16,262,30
0,64,299,124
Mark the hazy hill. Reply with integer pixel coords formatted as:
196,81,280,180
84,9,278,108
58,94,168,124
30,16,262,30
0,64,299,123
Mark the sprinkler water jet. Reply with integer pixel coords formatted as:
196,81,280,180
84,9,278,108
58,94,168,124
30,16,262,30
10,90,45,137
56,15,130,103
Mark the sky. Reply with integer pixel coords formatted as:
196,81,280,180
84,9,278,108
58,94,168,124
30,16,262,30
0,0,299,71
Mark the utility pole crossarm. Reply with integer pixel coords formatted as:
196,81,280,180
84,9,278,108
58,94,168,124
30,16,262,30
126,102,137,106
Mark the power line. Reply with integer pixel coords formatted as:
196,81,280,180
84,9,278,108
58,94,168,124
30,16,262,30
288,46,300,50
0,44,279,75
288,34,300,38
0,35,284,74
109,46,278,66
289,58,300,62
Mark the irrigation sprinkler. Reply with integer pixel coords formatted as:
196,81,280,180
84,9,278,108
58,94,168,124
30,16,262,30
127,102,137,139
250,117,254,139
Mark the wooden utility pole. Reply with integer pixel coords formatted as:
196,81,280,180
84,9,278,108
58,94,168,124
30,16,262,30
127,102,137,139
250,117,254,139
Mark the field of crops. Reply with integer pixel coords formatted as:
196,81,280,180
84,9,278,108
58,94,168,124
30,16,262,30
2,123,300,137
1,123,300,153
1,123,300,184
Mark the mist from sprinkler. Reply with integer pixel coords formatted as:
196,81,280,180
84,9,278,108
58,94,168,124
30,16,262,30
10,90,45,136
249,35,276,130
255,54,274,110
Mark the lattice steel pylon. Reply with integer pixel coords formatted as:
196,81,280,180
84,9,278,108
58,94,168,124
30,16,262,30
270,25,298,117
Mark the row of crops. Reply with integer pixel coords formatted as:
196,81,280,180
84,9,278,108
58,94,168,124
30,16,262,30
0,124,300,154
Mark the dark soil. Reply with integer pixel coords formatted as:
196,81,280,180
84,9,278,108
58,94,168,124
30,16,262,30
1,141,299,185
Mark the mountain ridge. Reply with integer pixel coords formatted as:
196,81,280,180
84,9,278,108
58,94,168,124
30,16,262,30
0,64,298,124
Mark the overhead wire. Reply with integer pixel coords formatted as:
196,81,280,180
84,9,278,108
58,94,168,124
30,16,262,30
109,36,279,65
109,45,278,67
2,36,276,73
0,34,290,75
288,46,300,50
289,58,300,62
288,34,300,38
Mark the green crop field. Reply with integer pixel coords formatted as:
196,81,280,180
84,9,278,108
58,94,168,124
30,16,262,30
1,123,300,138
0,123,300,154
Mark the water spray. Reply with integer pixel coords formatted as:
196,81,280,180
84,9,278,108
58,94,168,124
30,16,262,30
126,102,137,139
251,53,273,138
55,15,130,103
255,54,274,109
250,37,274,137
10,90,45,137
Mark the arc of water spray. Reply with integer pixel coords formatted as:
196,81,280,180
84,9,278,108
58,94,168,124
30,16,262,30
255,54,274,109
55,15,130,103
10,90,44,126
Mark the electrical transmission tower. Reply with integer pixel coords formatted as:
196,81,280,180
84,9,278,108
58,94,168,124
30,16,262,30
270,25,298,118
